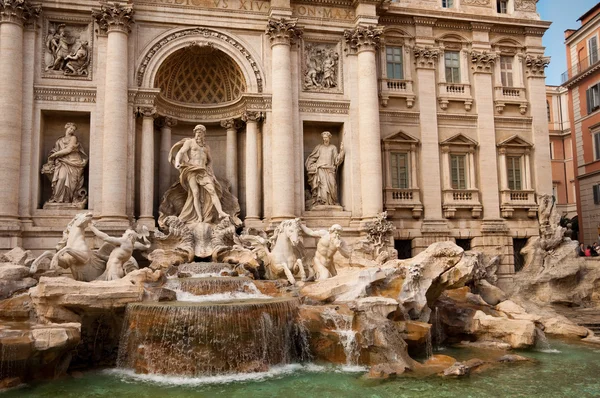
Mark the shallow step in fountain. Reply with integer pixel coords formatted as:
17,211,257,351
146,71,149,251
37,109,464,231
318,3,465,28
176,277,256,296
177,262,234,277
117,298,309,376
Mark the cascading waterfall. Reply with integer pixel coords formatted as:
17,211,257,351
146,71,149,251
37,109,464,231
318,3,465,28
117,298,308,376
165,277,270,302
425,329,433,359
433,306,444,351
535,327,560,353
322,308,359,366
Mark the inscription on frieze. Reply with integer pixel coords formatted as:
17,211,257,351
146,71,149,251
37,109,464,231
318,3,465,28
138,0,269,12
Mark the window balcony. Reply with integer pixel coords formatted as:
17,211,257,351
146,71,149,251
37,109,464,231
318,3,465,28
438,82,473,111
500,189,537,218
494,86,528,114
379,78,415,108
442,189,482,218
384,188,423,218
561,49,600,84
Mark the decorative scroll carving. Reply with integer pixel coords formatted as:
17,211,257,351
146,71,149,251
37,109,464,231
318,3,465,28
155,116,178,129
514,0,536,12
343,26,383,53
265,18,303,46
524,54,550,77
43,21,92,79
92,2,134,34
412,46,439,69
220,118,242,130
0,0,41,25
136,28,264,93
463,0,490,5
241,111,264,123
302,42,341,92
470,50,498,72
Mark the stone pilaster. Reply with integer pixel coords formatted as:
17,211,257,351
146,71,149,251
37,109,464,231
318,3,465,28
265,18,302,221
0,0,40,237
138,106,157,228
93,3,134,223
525,53,552,195
221,118,241,197
470,50,502,219
344,26,383,219
156,117,177,199
242,111,264,220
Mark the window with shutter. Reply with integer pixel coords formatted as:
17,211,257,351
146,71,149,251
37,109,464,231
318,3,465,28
500,56,514,87
587,84,600,114
450,154,467,189
594,185,600,205
590,36,599,65
497,0,508,13
390,152,409,189
507,156,522,190
445,51,461,83
594,132,600,161
442,0,454,8
386,47,404,80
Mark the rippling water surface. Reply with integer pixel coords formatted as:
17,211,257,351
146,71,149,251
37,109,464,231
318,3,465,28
4,340,600,398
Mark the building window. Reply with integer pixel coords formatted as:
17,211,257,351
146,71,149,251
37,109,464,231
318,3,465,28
590,36,599,65
390,152,409,189
507,156,522,190
445,51,461,83
442,0,454,8
549,142,554,160
587,83,600,114
450,154,467,189
497,0,508,13
547,100,551,121
500,56,514,87
594,131,600,160
386,47,404,80
594,184,600,205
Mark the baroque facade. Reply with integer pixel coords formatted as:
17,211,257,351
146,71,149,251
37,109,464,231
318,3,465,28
0,0,550,287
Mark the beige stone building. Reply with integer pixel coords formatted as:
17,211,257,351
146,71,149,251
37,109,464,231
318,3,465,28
0,0,551,285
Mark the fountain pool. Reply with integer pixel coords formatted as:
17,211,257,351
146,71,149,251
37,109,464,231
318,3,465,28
4,340,600,397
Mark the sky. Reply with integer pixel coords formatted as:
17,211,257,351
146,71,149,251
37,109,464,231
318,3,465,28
539,0,599,85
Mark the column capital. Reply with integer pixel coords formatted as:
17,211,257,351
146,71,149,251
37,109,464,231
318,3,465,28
155,116,177,129
0,0,41,26
523,53,550,78
412,46,439,69
242,110,264,123
220,118,242,130
344,25,382,54
92,2,134,35
470,50,498,74
265,18,302,46
136,106,157,119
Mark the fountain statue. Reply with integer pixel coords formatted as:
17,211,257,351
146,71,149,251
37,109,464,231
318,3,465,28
299,223,350,280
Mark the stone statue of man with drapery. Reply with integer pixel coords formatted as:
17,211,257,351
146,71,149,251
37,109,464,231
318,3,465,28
305,131,345,209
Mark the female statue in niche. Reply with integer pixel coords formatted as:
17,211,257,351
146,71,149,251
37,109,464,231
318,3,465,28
41,122,88,206
305,131,345,209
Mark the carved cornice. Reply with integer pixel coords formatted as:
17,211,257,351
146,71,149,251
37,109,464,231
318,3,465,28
265,18,302,46
242,110,264,123
435,21,471,31
470,50,498,73
137,27,263,93
524,26,546,37
413,16,436,26
155,94,271,122
524,54,550,77
33,86,96,103
0,0,40,26
298,99,349,114
92,2,134,34
343,25,383,54
471,22,492,32
379,110,420,123
412,46,439,69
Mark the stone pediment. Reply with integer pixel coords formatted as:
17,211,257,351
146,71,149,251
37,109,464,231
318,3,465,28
440,133,478,147
497,135,533,148
382,131,420,144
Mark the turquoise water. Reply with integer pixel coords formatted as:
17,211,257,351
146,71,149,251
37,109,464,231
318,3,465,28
4,340,600,398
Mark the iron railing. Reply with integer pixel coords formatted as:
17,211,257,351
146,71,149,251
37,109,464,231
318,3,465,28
561,48,600,83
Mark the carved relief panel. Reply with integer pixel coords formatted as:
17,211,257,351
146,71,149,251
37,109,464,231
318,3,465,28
42,17,93,80
302,40,343,94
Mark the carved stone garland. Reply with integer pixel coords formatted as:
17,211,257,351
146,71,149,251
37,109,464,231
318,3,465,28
514,0,536,12
137,27,264,93
91,2,134,34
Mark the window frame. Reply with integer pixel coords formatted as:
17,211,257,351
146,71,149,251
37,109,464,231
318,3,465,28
442,0,454,8
506,155,523,191
589,35,599,65
386,46,404,80
593,130,600,161
497,0,508,14
450,153,468,190
587,83,600,115
593,184,600,205
499,55,514,87
390,151,410,189
444,50,461,84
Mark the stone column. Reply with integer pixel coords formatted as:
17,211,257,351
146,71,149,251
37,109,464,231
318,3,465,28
441,146,450,190
345,26,384,219
221,119,240,197
138,106,156,228
156,117,177,199
498,148,508,190
266,18,302,221
524,53,552,195
242,111,263,220
93,3,134,223
0,1,39,228
471,50,502,219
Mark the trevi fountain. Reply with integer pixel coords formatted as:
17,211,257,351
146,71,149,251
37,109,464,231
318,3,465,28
1,0,600,397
